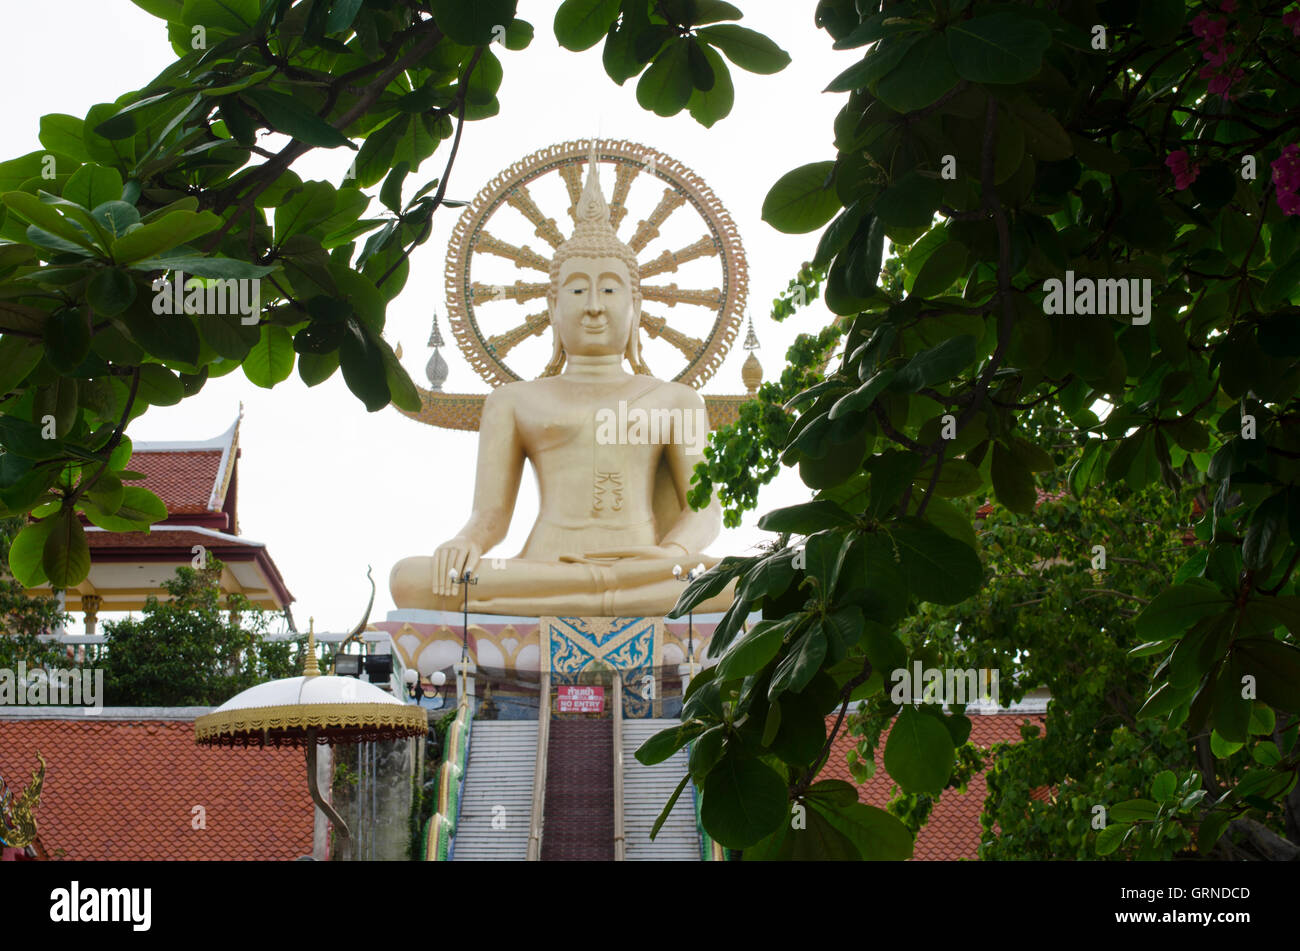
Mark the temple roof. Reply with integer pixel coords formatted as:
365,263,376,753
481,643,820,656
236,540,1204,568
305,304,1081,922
24,416,294,613
0,716,313,860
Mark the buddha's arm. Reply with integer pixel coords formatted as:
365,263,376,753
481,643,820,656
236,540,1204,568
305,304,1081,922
431,388,527,596
447,385,525,551
657,388,722,554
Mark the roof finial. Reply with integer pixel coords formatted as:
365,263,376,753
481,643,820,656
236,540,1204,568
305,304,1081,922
303,617,320,677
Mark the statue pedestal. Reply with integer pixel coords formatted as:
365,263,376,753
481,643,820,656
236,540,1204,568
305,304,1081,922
374,608,759,681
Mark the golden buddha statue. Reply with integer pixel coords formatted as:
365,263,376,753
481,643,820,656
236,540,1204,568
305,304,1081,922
389,151,736,617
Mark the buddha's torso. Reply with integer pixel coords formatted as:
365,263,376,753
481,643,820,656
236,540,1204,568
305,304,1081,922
509,374,676,551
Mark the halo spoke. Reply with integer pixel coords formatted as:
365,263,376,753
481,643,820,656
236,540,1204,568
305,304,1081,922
628,187,687,253
639,236,719,278
505,184,565,249
469,280,550,305
608,161,642,233
474,231,550,272
487,312,551,358
640,283,724,308
640,312,704,359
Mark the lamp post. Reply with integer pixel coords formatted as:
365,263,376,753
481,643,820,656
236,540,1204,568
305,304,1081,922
672,562,708,670
448,568,477,705
403,668,447,708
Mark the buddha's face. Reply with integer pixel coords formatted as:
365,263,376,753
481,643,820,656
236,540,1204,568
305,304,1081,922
551,256,637,358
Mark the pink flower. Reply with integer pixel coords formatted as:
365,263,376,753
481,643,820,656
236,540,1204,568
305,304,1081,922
1166,150,1200,190
1273,144,1300,216
1285,9,1300,37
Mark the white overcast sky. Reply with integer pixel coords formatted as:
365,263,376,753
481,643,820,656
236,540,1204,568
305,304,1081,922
1,1,861,634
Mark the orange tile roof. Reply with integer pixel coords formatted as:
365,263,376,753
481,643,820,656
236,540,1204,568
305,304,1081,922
124,450,224,515
0,718,314,861
818,712,1047,860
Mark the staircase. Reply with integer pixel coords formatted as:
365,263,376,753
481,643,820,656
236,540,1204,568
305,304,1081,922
621,719,700,860
540,719,615,861
451,720,538,861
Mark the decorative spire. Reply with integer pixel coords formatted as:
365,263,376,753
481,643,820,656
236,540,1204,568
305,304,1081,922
741,314,762,393
426,310,449,390
303,617,320,677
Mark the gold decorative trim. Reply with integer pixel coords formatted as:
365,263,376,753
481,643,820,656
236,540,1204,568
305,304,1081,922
440,138,748,393
194,702,428,747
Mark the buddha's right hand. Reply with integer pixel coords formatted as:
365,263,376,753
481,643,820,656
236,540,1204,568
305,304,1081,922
432,537,482,597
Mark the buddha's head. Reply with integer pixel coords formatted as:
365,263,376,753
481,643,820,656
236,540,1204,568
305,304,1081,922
544,146,650,375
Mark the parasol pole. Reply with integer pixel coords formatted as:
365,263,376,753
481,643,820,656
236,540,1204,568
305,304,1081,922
303,620,351,861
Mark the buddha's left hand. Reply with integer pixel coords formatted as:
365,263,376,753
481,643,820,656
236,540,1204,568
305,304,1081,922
561,544,689,563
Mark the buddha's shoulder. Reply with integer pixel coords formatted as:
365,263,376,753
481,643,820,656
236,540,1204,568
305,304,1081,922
649,378,705,409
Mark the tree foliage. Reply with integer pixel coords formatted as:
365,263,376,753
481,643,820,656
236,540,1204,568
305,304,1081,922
100,558,299,706
0,516,67,669
637,0,1300,859
0,0,791,594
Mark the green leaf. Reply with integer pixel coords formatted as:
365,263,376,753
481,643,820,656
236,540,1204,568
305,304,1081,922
648,774,691,842
1152,770,1177,804
8,517,56,587
636,40,694,117
130,253,276,279
553,0,621,51
1109,799,1157,822
63,165,124,212
762,162,840,234
44,307,92,374
699,751,789,849
768,624,827,699
946,14,1051,84
815,800,914,860
871,171,941,229
42,506,91,588
38,114,90,162
910,239,968,299
87,268,138,318
892,334,976,390
243,325,294,388
890,516,982,605
429,0,518,44
136,364,184,406
297,350,339,387
884,705,955,794
696,24,790,74
242,89,356,150
824,34,919,92
274,181,338,244
81,485,166,531
2,191,98,251
1138,0,1186,46
1095,822,1129,856
874,33,958,114
828,369,895,420
635,719,707,766
339,318,390,411
717,617,794,682
1134,581,1229,642
686,44,734,127
111,211,223,263
757,500,854,533
0,336,43,395
991,441,1036,514
380,338,422,413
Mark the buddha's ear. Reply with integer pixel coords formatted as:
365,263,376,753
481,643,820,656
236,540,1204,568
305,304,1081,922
542,311,565,377
625,316,651,376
